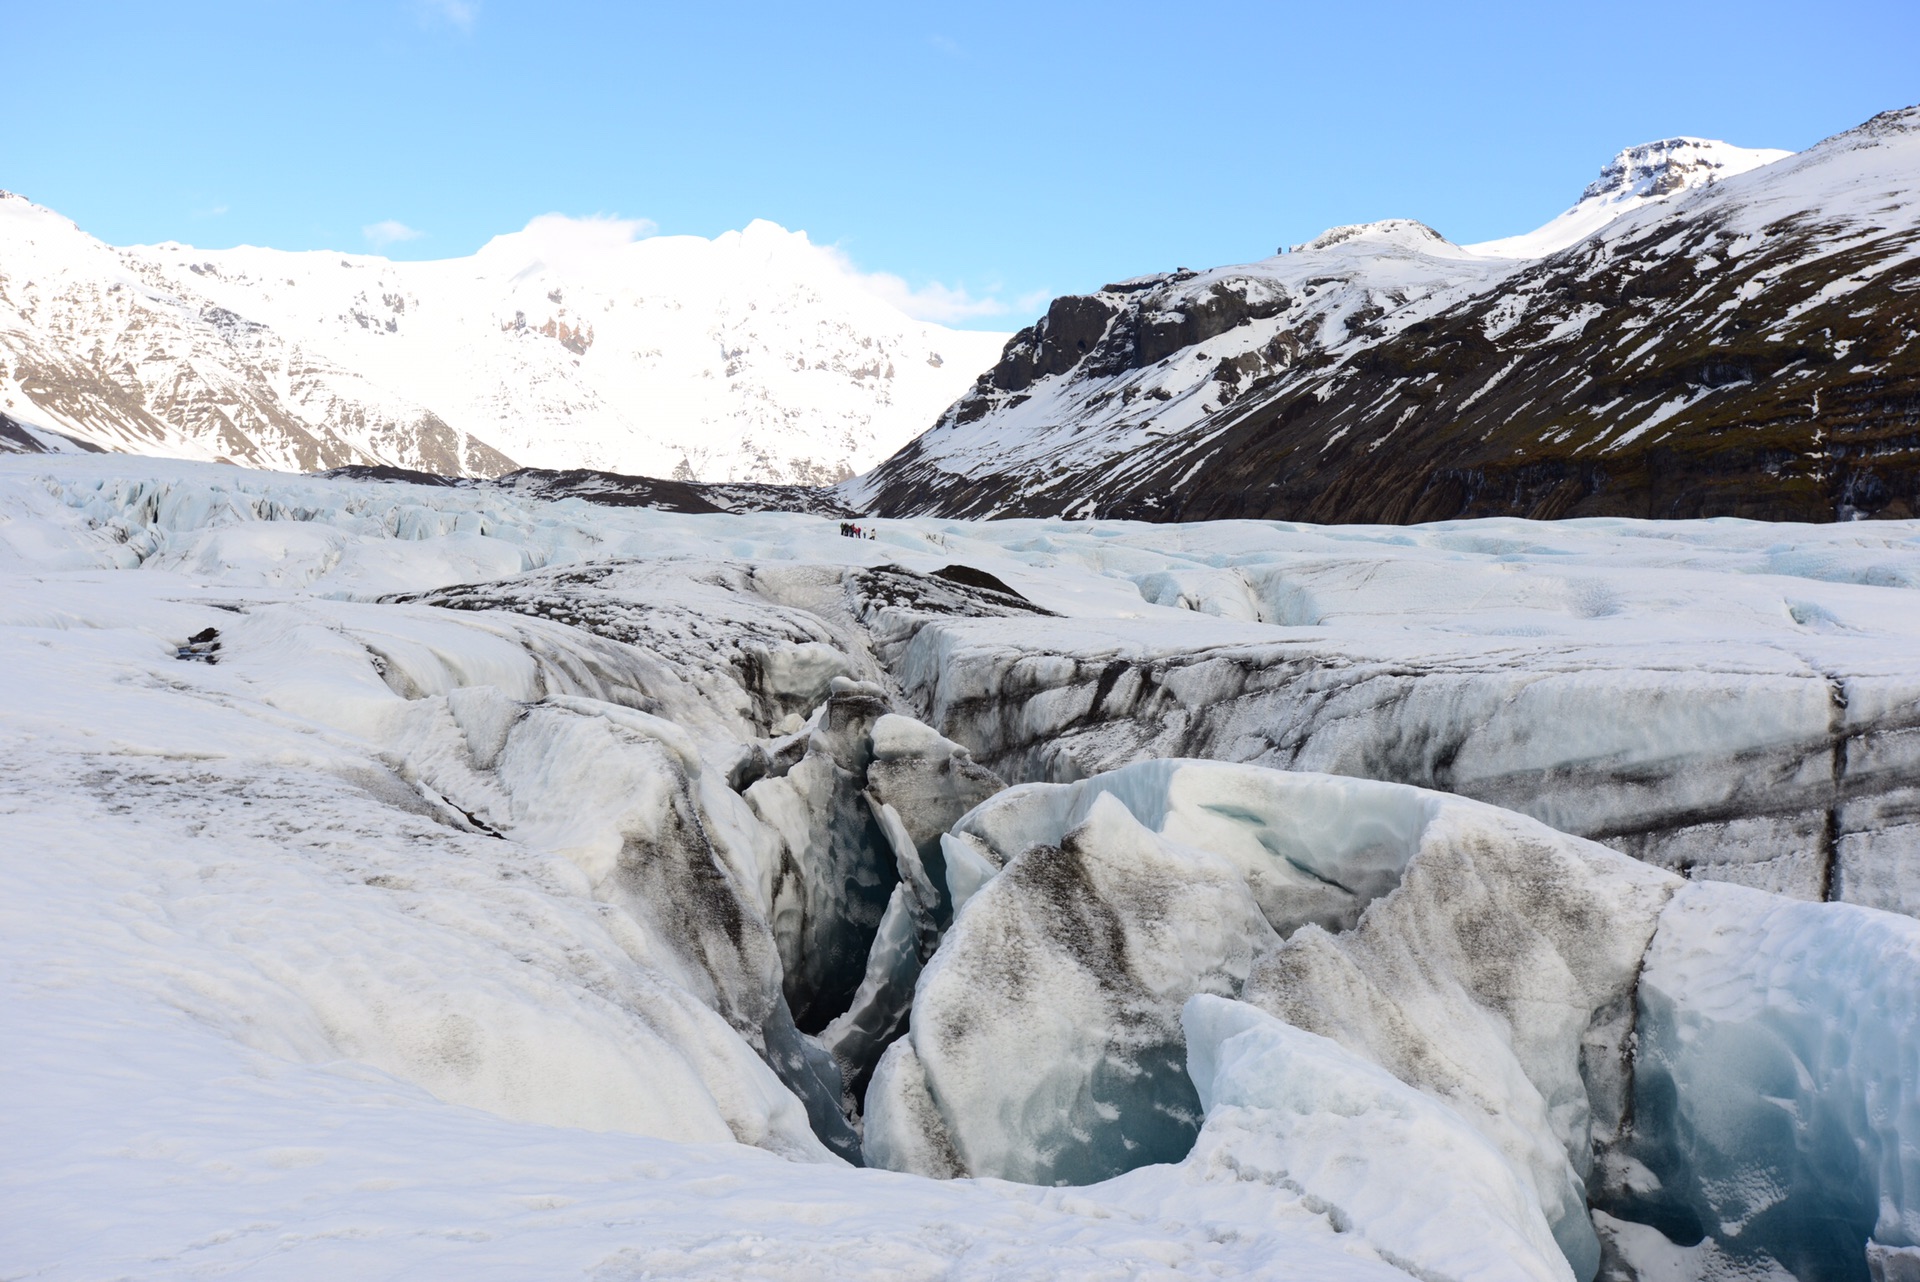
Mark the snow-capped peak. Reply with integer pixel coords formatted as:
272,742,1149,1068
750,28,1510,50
1579,136,1793,204
1289,219,1449,254
1468,135,1791,259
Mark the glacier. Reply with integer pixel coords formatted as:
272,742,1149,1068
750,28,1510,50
6,454,1920,1280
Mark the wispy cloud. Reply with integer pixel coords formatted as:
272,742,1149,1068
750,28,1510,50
482,212,1035,329
491,212,658,275
927,32,964,58
815,243,1037,326
192,203,229,219
846,268,1017,324
416,0,476,31
363,219,425,248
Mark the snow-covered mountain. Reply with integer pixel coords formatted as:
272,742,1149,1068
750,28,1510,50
1466,136,1791,258
852,112,1920,523
0,196,1008,481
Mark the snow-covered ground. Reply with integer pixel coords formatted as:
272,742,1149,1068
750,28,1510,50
6,455,1920,1280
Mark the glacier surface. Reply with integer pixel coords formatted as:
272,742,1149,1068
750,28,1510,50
5,455,1920,1280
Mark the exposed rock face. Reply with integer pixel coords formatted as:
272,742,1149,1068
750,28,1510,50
0,409,97,455
313,463,861,516
486,467,858,516
848,109,1920,525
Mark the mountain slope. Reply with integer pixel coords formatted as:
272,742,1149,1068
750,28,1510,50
0,197,1007,482
853,113,1920,523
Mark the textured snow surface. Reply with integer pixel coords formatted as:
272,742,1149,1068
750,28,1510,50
0,194,1006,482
8,455,1920,1279
0,478,1409,1279
11,454,1920,904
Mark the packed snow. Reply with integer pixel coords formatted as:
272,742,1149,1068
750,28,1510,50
6,454,1920,1279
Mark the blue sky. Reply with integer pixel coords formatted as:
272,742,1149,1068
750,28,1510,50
5,1,1917,328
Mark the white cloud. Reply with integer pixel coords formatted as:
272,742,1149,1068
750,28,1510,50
363,219,425,248
518,212,658,252
843,267,1019,324
815,244,1042,326
477,211,1036,329
483,213,658,277
417,0,476,30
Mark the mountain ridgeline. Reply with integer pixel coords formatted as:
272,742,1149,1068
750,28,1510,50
851,110,1920,524
7,111,1917,527
0,202,1005,485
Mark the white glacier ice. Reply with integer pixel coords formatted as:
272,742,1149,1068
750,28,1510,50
7,454,1920,1279
872,755,1679,1279
1600,881,1920,1280
947,760,1431,934
1243,793,1680,1281
884,790,1279,1185
1182,995,1574,1282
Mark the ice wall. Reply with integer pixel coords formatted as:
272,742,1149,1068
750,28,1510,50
1597,882,1920,1280
177,583,1013,1163
1243,800,1679,1280
900,614,1920,914
894,792,1279,1185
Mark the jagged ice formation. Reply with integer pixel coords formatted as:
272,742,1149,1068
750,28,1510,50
6,456,1920,1280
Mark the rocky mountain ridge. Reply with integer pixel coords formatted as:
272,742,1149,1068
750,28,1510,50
850,114,1919,524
